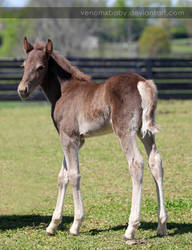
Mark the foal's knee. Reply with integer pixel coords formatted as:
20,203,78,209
58,170,69,187
68,171,81,188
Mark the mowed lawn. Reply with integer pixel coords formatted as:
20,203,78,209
0,100,191,249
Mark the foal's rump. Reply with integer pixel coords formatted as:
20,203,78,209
105,73,160,137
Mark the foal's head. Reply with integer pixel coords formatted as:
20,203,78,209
18,37,53,99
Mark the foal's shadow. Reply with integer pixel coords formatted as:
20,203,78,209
0,216,191,238
0,214,73,231
89,221,192,237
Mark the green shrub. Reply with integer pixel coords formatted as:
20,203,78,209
139,25,171,57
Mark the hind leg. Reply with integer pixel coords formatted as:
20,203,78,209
140,133,168,236
118,133,144,240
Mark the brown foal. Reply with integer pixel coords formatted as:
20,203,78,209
18,37,168,242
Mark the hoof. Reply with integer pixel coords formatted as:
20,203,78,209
69,231,79,236
125,239,146,245
123,235,132,241
69,226,79,236
46,231,56,236
157,224,168,237
46,227,56,236
157,229,168,237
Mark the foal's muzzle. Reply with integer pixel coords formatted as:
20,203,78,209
18,85,29,99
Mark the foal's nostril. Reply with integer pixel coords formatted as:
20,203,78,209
23,87,28,96
18,86,28,98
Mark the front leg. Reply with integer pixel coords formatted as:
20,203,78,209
61,133,85,236
46,157,69,235
68,171,84,235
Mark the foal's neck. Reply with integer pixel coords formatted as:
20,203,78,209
40,57,72,132
41,57,71,106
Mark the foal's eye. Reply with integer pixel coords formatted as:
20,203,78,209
37,65,44,71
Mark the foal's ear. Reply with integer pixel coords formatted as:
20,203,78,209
45,39,53,55
23,37,33,54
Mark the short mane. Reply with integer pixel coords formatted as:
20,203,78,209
51,51,91,82
33,41,91,82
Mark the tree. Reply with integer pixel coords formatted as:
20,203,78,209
0,0,106,57
111,0,148,42
0,19,32,57
26,0,105,56
0,1,33,57
139,25,171,57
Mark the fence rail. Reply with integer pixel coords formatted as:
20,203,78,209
0,58,192,101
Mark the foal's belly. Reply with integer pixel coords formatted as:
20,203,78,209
79,119,113,138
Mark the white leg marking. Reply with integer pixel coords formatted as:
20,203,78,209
141,134,168,236
60,135,84,236
120,135,144,240
69,172,84,236
149,149,168,236
46,157,69,235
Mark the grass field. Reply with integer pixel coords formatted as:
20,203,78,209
0,100,192,249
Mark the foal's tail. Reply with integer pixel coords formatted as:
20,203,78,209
137,79,161,138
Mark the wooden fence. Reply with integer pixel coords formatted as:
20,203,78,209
0,58,192,101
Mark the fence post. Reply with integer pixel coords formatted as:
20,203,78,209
146,59,153,79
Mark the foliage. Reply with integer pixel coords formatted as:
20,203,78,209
139,25,171,57
26,0,105,57
0,19,32,57
0,0,105,57
0,100,191,249
0,0,192,58
110,0,147,42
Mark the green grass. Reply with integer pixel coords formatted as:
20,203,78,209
0,100,192,249
171,38,192,55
